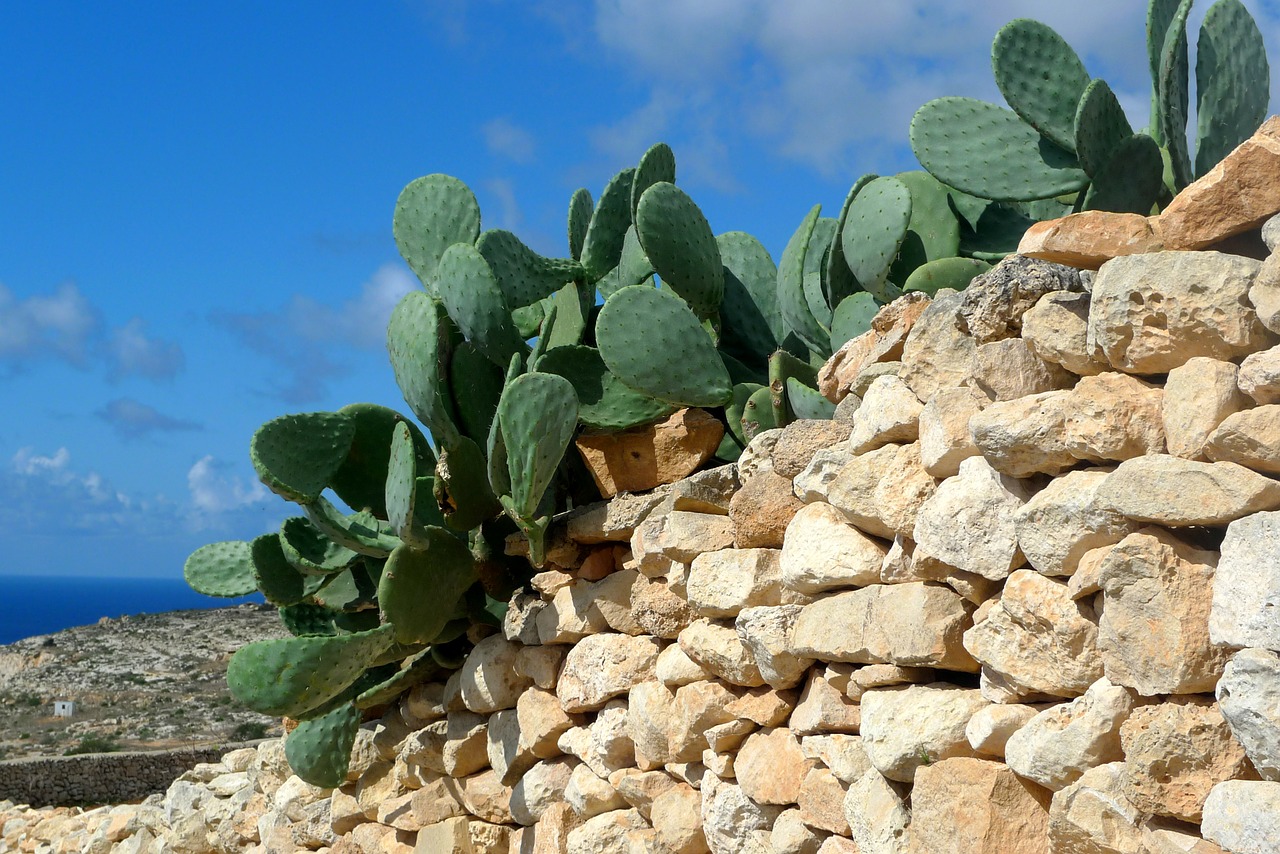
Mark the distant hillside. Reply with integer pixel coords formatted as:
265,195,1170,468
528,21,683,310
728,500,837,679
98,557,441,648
0,604,289,761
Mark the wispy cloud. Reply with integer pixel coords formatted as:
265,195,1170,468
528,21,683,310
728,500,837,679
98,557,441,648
0,282,100,369
483,117,537,163
186,455,270,521
96,398,202,441
106,319,185,382
6,446,147,533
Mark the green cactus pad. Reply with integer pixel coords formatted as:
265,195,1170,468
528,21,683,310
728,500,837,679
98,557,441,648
1157,0,1195,189
311,562,379,612
498,372,579,518
544,281,592,351
251,533,327,607
911,97,1089,202
250,412,355,506
580,167,636,281
184,541,257,598
475,229,583,309
385,422,417,543
786,378,836,420
1073,79,1135,179
1147,0,1183,143
328,404,430,520
740,385,778,442
511,301,546,339
447,341,504,447
596,285,732,407
304,497,401,558
387,291,461,448
841,176,912,303
726,383,765,447
890,171,962,285
829,292,880,352
279,516,359,576
1083,133,1166,214
393,174,482,290
356,648,443,710
958,202,1037,259
779,204,831,357
537,345,677,430
1195,0,1269,177
434,242,526,367
568,188,593,261
631,142,677,217
717,231,781,373
279,603,337,637
992,19,1092,152
227,623,395,718
433,436,502,531
825,174,877,307
485,355,521,499
635,182,724,320
379,532,478,645
904,257,994,296
804,218,837,326
284,700,360,788
597,226,655,299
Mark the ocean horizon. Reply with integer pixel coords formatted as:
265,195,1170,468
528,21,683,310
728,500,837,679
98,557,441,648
0,574,265,646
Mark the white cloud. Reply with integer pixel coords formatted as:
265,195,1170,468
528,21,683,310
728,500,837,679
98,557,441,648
7,446,144,531
482,117,537,163
12,446,72,478
481,178,524,231
106,318,185,381
0,282,100,368
186,455,269,518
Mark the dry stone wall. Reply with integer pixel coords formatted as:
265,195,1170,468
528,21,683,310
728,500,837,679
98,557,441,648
7,126,1280,854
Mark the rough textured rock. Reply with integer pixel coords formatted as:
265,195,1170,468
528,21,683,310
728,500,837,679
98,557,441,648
1022,290,1107,376
1217,648,1280,782
574,408,724,498
567,489,670,544
970,337,1074,401
1204,405,1280,475
459,635,533,715
630,573,695,640
650,783,708,854
792,444,854,504
510,758,575,826
557,632,662,713
819,292,932,402
735,605,813,689
1003,677,1138,791
678,620,766,687
796,766,849,834
687,548,784,617
825,442,938,540
899,290,978,402
858,682,988,782
1018,210,1163,269
1013,468,1139,577
791,583,977,671
1097,454,1280,526
918,386,987,478
912,456,1034,580
669,464,739,516
780,502,886,593
962,570,1103,699
771,807,826,854
1237,345,1280,404
965,704,1041,759
1163,357,1251,460
908,757,1052,853
1211,511,1280,650
729,470,803,549
1251,252,1280,334
1096,528,1229,695
1156,116,1280,250
734,728,811,805
1201,780,1280,854
847,375,924,454
1121,698,1257,823
958,255,1083,344
969,390,1078,477
1087,251,1272,374
1047,762,1148,854
700,778,783,854
771,420,853,479
789,667,861,736
565,807,648,854
843,769,910,854
1062,372,1166,463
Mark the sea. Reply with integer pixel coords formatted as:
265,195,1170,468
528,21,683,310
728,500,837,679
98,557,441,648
0,575,264,646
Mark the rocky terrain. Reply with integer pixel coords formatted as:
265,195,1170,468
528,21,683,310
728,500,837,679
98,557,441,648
0,605,289,761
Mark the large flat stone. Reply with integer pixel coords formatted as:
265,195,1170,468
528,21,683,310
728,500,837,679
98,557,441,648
574,408,723,498
1096,454,1280,527
1211,511,1280,650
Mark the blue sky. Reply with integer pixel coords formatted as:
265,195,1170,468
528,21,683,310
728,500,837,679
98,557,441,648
3,0,1278,579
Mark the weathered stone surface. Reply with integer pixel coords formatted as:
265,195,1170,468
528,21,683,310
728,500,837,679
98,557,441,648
627,572,694,640
1211,511,1280,650
648,510,738,565
537,581,610,644
726,685,798,728
1088,251,1272,374
1121,698,1256,823
487,708,539,786
965,703,1040,758
1013,468,1139,577
700,778,783,854
687,548,783,617
959,255,1083,343
819,291,932,402
826,442,938,540
678,619,765,687
772,420,853,479
567,490,670,544
1218,648,1280,782
781,502,886,593
585,568,642,637
738,428,783,485
735,728,811,805
1157,116,1280,250
1003,677,1138,791
1251,251,1280,334
918,386,987,478
575,408,723,498
565,762,627,819
913,456,1034,580
1063,372,1166,463
1018,210,1163,269
790,667,862,736
792,444,854,504
669,464,739,515
1163,357,1251,460
510,757,575,826
792,583,977,671
899,290,978,402
1201,780,1280,854
962,570,1103,699
850,361,904,399
441,768,516,825
969,390,1078,477
843,769,910,854
735,605,813,689
1097,455,1280,526
797,767,849,835
909,757,1052,853
1097,528,1229,695
1022,290,1107,376
772,807,826,854
650,783,708,854
729,470,802,549
565,808,648,854
1238,345,1280,404
847,375,924,454
859,683,988,782
557,633,662,713
1204,405,1280,475
558,701,635,780
655,642,713,687
1047,762,1148,854
970,337,1074,401
612,768,681,818
459,635,532,715
798,734,870,786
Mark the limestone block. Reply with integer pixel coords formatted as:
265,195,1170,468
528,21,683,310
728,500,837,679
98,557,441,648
958,255,1084,343
847,375,924,453
800,734,872,785
1163,357,1251,460
574,408,723,498
781,502,886,593
700,777,783,854
567,489,670,544
772,420,853,479
970,337,1074,401
678,619,766,687
792,444,854,504
1204,405,1280,475
556,632,662,713
1062,372,1166,463
772,807,827,854
650,783,708,854
1251,251,1280,334
560,700,637,778
443,712,489,778
441,768,515,825
735,605,813,689
965,703,1040,758
1097,455,1280,527
669,463,739,515
899,290,978,402
908,757,1052,853
565,808,649,854
1013,467,1138,577
738,428,783,485
1201,780,1280,854
1018,210,1163,269
826,442,938,540
729,470,801,549
655,642,713,687
1217,648,1280,781
969,390,1078,477
1046,762,1147,854
859,682,988,782
1211,511,1280,650
514,645,567,691
687,548,784,617
487,708,539,786
612,768,681,818
510,757,575,826
537,581,609,644
565,762,627,819
655,511,737,564
735,728,812,805
819,291,931,402
1021,290,1107,376
913,456,1034,580
918,386,987,478
797,767,849,835
843,769,910,854
630,572,695,640
790,667,861,736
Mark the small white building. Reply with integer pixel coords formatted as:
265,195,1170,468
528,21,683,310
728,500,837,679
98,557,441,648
53,700,76,718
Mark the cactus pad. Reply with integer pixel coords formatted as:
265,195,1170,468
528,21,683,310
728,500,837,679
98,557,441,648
475,229,582,309
568,188,593,260
184,540,257,598
829,291,880,351
596,285,732,407
1195,0,1270,177
393,174,481,290
537,344,676,430
841,176,912,303
433,436,502,531
717,231,780,373
310,562,379,612
740,385,778,442
904,257,993,296
304,497,401,557
1074,79,1135,179
328,404,428,520
498,372,579,518
284,700,361,788
279,603,337,637
779,204,831,357
387,291,461,448
385,422,418,543
250,412,355,506
804,218,837,326
379,533,478,645
251,533,325,607
279,516,359,575
631,142,676,218
786,378,836,420
825,174,877,307
1083,133,1166,214
434,242,526,367
580,167,636,281
1157,0,1195,189
635,182,724,320
992,19,1092,152
890,171,962,285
